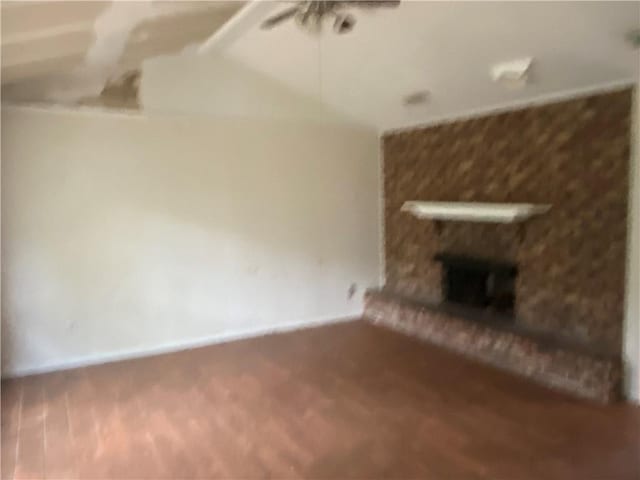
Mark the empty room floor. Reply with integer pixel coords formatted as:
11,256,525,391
2,321,639,480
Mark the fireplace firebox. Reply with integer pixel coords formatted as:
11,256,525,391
434,253,517,318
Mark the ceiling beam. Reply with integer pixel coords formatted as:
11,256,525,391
198,0,277,54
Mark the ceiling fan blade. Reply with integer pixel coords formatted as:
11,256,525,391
261,6,299,29
344,0,400,9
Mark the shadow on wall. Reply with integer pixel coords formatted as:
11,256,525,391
0,107,380,375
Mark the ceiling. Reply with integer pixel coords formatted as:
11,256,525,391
220,1,640,131
1,0,244,104
2,1,639,131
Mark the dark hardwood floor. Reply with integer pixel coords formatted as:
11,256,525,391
1,320,639,479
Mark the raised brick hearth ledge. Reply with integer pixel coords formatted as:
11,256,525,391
364,289,622,403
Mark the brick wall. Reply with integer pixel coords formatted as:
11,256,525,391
383,89,632,353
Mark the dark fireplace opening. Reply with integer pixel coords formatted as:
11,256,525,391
434,253,517,318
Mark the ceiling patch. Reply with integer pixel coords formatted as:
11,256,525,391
79,69,142,111
86,1,155,69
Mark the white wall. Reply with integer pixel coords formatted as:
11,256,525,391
624,84,640,402
1,106,380,376
141,54,347,122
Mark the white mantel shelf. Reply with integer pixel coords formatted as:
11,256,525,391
401,201,551,223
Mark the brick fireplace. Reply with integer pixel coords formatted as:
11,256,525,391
366,89,633,402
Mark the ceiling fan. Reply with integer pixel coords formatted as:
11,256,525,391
261,1,400,35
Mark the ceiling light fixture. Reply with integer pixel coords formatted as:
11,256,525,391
333,13,355,34
260,1,400,35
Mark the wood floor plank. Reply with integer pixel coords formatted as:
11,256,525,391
1,320,639,479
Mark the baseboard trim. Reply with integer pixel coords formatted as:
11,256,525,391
2,315,359,378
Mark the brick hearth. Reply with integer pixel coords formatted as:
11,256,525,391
364,289,622,403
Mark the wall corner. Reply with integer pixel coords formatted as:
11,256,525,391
623,83,640,403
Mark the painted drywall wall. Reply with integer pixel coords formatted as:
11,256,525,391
140,53,346,122
624,84,640,402
0,106,380,376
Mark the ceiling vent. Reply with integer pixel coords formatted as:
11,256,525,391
491,57,533,89
403,90,430,107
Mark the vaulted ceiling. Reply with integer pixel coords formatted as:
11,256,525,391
2,1,639,132
221,1,640,131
